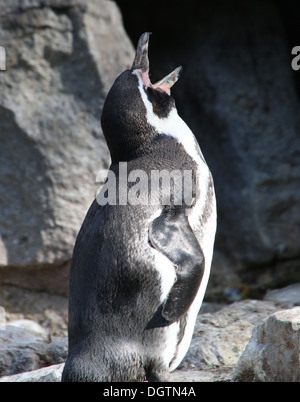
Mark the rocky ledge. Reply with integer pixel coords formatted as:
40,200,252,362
0,283,299,382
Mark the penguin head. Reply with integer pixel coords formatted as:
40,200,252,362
101,32,182,163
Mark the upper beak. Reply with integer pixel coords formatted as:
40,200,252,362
131,32,151,73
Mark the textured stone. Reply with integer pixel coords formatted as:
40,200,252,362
264,283,300,307
1,297,298,382
171,367,234,383
180,299,281,370
0,319,67,377
180,1,300,294
0,0,134,293
0,321,48,376
233,307,300,382
0,363,64,382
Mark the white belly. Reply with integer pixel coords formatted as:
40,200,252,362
169,197,217,371
136,71,217,369
148,188,217,371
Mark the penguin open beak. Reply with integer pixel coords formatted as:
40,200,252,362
132,32,182,95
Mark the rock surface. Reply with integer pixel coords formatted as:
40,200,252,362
0,285,68,338
180,299,283,370
2,285,299,382
0,0,134,294
233,307,300,382
0,363,64,382
0,319,67,377
264,283,300,306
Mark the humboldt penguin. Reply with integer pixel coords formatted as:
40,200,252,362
62,32,217,382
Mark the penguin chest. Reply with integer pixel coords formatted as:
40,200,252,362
150,162,216,371
168,174,217,371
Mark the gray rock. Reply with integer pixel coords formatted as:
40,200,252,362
181,299,283,369
233,307,300,382
1,298,298,382
171,367,234,383
264,283,300,307
6,319,48,337
47,337,68,364
0,0,134,294
0,363,233,383
0,319,67,376
183,1,300,294
0,363,64,382
0,321,49,376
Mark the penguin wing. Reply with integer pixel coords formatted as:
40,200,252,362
148,207,204,326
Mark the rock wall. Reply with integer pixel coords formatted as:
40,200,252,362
0,0,134,294
0,0,300,296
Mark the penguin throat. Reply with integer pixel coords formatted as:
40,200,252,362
133,69,170,96
133,69,202,164
139,70,151,88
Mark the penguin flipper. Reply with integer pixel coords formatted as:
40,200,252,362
149,207,205,324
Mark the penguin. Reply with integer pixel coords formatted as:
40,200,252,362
62,32,217,382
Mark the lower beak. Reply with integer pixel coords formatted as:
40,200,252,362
153,66,183,92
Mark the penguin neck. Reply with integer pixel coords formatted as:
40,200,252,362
135,72,203,165
106,129,156,164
